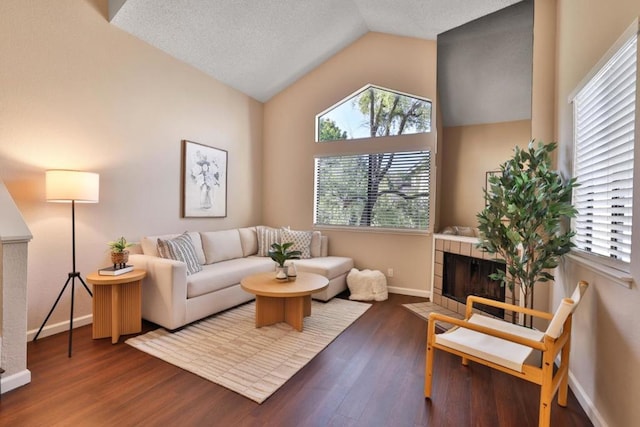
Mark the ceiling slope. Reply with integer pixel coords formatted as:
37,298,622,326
109,0,521,102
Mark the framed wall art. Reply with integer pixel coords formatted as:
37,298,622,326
181,140,227,218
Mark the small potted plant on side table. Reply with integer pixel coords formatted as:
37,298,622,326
268,242,301,281
108,236,134,269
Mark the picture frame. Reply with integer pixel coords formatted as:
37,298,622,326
181,140,227,218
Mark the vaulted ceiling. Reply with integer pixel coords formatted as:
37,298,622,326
109,0,522,104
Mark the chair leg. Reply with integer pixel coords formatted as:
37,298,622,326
425,321,436,398
425,343,434,398
558,336,572,407
539,353,554,427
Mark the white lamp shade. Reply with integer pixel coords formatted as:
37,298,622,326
46,170,99,203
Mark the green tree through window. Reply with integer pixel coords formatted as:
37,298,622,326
318,118,347,141
317,85,431,142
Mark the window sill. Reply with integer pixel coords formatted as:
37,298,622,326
565,253,633,289
313,225,430,236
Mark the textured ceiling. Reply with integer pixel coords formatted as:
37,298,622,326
109,0,522,102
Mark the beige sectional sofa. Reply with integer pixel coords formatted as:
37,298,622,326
129,226,353,330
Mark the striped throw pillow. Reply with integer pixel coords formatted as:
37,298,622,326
157,232,202,275
257,226,282,257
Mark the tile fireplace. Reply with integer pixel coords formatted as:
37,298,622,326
432,233,518,322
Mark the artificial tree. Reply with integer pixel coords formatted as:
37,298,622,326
476,140,578,326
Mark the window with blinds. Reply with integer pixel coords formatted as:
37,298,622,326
571,28,637,264
314,150,430,230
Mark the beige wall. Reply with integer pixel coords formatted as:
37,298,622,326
0,0,264,332
554,1,640,426
531,0,557,144
4,1,637,422
264,33,437,295
439,120,530,229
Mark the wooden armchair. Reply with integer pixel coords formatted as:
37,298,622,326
425,281,588,427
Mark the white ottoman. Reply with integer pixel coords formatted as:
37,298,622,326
346,268,388,301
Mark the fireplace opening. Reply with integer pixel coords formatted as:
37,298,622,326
443,252,505,318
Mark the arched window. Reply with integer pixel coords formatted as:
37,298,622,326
316,84,432,142
314,85,433,231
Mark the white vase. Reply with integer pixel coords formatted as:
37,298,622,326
287,262,297,280
275,266,288,280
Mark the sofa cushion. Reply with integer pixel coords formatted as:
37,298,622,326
238,227,258,257
201,230,244,264
142,232,206,265
157,233,203,275
257,225,282,256
187,257,274,298
282,228,313,259
310,231,322,257
293,256,354,280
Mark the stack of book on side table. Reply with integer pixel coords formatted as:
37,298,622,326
98,265,134,276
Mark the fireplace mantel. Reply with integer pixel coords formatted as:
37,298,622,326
432,233,479,245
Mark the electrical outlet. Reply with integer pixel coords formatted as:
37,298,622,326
387,268,394,277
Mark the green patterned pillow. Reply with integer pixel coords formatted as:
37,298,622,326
157,232,202,275
281,228,313,259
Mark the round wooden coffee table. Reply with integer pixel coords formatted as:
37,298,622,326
241,271,329,331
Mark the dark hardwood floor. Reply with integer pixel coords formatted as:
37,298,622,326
1,293,592,427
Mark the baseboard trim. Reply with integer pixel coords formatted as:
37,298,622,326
567,370,608,427
1,369,31,394
27,314,93,342
387,286,430,298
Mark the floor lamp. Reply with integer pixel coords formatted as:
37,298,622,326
33,170,99,357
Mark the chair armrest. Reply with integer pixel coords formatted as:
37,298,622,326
428,312,546,351
466,295,554,321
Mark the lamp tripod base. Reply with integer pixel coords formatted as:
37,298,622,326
33,272,93,358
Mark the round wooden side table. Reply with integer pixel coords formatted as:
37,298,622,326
86,269,146,344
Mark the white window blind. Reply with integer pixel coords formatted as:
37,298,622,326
314,150,430,230
572,31,637,263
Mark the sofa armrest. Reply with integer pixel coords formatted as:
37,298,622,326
129,253,189,330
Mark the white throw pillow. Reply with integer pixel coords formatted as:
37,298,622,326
309,231,322,258
238,227,258,257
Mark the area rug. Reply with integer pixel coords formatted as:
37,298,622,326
402,301,463,331
126,298,371,403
